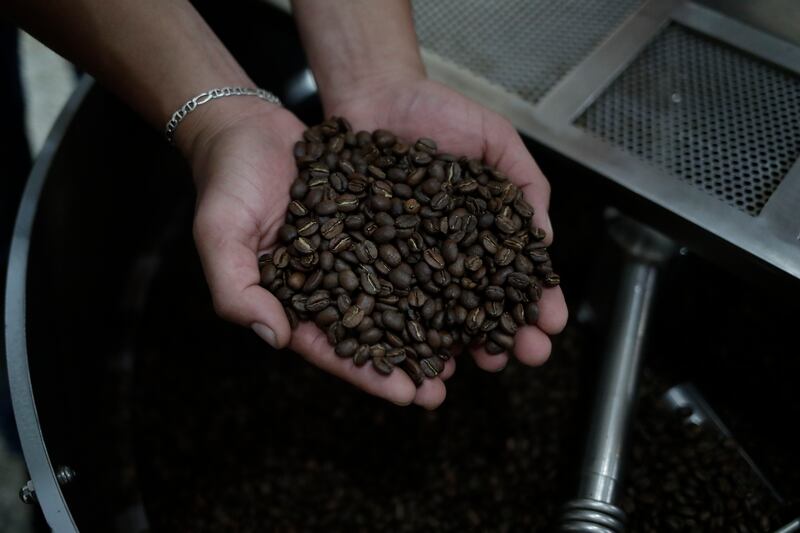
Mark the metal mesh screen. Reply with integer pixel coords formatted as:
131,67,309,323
577,24,800,216
413,0,643,104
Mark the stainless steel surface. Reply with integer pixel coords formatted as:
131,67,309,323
414,0,644,105
576,23,800,216
774,517,800,533
535,0,680,125
577,261,655,503
413,0,800,281
694,0,800,48
560,218,673,532
4,77,93,533
18,466,77,506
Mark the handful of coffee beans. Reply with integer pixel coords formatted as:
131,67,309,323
259,117,559,385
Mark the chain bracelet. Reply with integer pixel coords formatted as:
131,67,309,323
164,87,281,145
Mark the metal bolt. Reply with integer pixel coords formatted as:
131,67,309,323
19,465,76,505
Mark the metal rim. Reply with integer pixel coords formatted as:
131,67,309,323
4,75,95,533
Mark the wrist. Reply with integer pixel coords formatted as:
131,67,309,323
172,90,282,162
320,64,426,116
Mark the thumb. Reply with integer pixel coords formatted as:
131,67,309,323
194,217,291,348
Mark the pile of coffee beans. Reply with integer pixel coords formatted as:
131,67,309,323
621,380,784,532
259,117,558,383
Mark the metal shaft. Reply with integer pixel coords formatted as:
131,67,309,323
561,215,673,532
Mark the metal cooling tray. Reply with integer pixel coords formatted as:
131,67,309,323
412,0,800,281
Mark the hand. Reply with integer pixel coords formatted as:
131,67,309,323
325,77,569,408
184,98,459,408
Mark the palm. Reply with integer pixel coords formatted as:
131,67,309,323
191,106,445,408
330,79,568,394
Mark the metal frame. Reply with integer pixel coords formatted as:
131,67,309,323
4,76,94,533
420,0,800,281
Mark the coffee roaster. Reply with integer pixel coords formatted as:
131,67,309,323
5,1,800,531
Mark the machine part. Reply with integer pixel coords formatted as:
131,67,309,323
774,517,800,533
559,216,675,532
4,76,92,532
19,466,77,505
663,383,783,503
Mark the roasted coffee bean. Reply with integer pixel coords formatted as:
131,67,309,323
372,356,394,375
485,340,505,355
423,248,446,270
360,270,381,295
342,305,365,328
338,270,359,292
420,356,444,378
388,267,413,290
401,358,425,386
386,347,407,365
306,290,331,313
314,305,339,326
466,307,486,331
290,178,309,200
354,240,378,264
296,219,319,238
335,338,358,358
260,263,278,286
378,244,402,267
406,320,426,342
372,225,396,243
359,328,383,345
353,344,371,366
382,310,405,332
499,312,518,335
489,330,514,351
329,233,353,253
543,273,561,287
303,270,323,292
524,302,539,324
507,272,531,288
320,218,344,239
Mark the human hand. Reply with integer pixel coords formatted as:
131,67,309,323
183,98,468,409
324,77,569,407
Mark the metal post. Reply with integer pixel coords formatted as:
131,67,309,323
559,215,674,532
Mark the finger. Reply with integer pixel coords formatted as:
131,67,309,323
291,322,417,406
413,378,447,410
470,346,509,372
440,357,456,380
512,326,552,366
483,120,554,244
536,286,569,335
194,216,292,348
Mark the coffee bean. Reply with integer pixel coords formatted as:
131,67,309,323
339,270,359,292
290,178,308,200
420,357,444,377
360,270,380,295
372,356,394,375
489,330,514,351
320,218,344,239
383,310,405,332
334,337,358,358
423,248,445,270
329,233,353,253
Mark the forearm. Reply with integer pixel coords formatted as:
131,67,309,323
5,0,252,155
291,0,425,112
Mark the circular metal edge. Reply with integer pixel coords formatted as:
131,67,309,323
4,75,95,533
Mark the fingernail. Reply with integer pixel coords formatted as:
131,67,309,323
251,323,277,348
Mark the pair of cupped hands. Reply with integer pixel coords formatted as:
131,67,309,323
181,75,568,409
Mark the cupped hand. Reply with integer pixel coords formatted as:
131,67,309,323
183,98,452,409
325,77,569,407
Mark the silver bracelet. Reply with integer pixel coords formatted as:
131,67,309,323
164,86,281,144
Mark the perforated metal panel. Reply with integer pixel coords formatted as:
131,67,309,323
413,0,644,104
577,24,800,216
